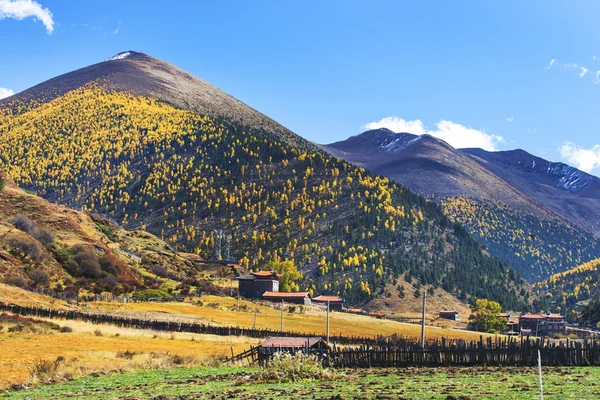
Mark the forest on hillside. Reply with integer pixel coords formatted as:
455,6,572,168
441,197,600,282
0,85,528,308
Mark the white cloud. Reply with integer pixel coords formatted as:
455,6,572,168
505,116,514,123
579,67,589,78
0,0,53,34
113,20,121,34
0,87,14,99
363,117,503,151
559,141,600,174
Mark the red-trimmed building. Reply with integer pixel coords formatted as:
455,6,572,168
312,295,344,311
519,313,565,336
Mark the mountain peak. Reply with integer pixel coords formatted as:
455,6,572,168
2,50,310,151
104,51,136,61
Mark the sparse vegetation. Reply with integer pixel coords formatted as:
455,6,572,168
255,352,333,383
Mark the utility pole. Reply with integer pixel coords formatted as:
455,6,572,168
280,300,284,333
326,300,330,344
538,348,544,400
421,290,427,350
236,291,240,312
253,308,258,329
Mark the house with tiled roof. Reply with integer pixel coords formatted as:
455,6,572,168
519,313,565,336
312,295,344,311
262,291,311,305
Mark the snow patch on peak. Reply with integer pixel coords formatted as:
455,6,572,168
379,134,421,152
105,52,131,61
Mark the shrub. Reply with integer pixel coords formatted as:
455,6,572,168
94,329,103,337
116,350,137,359
6,275,26,288
28,357,65,380
12,214,34,233
79,258,102,278
7,235,43,261
151,265,168,277
60,326,73,333
28,269,50,287
34,228,56,245
256,352,333,383
99,255,121,275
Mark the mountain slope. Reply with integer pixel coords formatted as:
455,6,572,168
0,52,529,309
324,129,600,282
463,148,600,235
323,129,547,215
0,172,204,297
1,51,309,152
535,258,600,320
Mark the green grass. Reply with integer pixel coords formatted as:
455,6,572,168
3,366,600,399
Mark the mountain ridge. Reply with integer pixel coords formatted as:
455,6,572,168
324,129,600,281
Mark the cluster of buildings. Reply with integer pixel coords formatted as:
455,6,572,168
438,310,596,338
236,270,344,311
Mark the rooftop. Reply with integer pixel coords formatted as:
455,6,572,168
520,314,547,319
313,295,343,302
260,337,324,348
262,291,310,298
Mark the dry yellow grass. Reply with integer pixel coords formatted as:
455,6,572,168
0,283,74,310
0,316,256,389
90,295,495,341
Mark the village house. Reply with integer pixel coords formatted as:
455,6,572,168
439,310,461,321
235,271,281,298
262,291,312,305
566,326,597,339
519,313,566,336
312,295,344,311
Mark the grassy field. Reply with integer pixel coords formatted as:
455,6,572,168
89,296,492,341
0,314,256,389
2,365,599,399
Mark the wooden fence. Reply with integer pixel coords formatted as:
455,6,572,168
242,336,600,367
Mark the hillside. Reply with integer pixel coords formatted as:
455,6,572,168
441,197,600,282
463,148,600,236
535,258,600,319
0,172,220,298
324,129,600,282
0,52,529,309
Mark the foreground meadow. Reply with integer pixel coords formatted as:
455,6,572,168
3,365,599,399
0,314,256,389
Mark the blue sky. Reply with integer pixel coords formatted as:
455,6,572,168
1,0,600,176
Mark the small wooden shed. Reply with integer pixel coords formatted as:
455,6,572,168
258,336,330,362
439,310,461,321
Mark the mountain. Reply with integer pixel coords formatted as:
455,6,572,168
324,129,600,282
1,50,309,152
0,52,529,309
463,148,600,235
